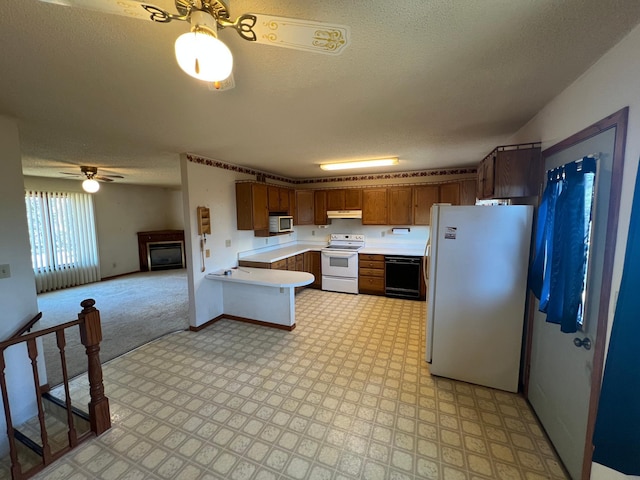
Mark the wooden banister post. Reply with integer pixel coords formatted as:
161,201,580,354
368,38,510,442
78,299,111,435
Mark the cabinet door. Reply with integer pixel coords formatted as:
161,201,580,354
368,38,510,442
388,187,413,225
279,187,290,212
362,188,388,225
439,182,460,205
272,259,287,270
304,251,322,288
482,156,495,199
344,189,362,210
236,182,268,231
289,189,296,216
267,185,280,212
314,190,328,225
493,147,541,198
252,183,269,230
326,190,345,210
295,254,304,272
413,185,439,225
295,190,314,225
459,179,477,205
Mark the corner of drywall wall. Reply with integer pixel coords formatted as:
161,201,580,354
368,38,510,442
0,115,40,456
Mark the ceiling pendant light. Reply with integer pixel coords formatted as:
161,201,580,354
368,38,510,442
175,10,233,82
320,158,399,171
82,178,100,193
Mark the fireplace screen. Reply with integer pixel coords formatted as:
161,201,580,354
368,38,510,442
147,241,185,270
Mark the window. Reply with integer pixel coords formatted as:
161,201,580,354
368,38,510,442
25,190,100,293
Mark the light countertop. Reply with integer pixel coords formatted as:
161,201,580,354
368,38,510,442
359,245,426,257
238,243,324,263
238,242,426,264
206,267,314,288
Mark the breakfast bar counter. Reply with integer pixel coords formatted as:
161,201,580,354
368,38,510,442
205,267,314,329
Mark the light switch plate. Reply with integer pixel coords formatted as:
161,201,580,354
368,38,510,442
0,264,10,279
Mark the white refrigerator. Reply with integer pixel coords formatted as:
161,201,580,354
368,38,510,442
425,204,533,392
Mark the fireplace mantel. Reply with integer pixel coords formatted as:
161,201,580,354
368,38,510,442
137,230,185,271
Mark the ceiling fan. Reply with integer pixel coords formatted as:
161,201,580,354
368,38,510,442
39,0,350,88
60,166,124,192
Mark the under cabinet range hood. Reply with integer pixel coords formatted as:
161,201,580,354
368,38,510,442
326,210,363,219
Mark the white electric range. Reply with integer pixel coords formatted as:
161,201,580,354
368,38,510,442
321,234,365,294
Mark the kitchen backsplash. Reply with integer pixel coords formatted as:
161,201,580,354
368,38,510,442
295,219,429,248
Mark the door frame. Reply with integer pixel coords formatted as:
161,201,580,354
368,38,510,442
522,107,628,480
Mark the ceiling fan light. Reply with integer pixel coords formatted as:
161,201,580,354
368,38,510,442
320,158,399,171
175,30,233,82
82,178,100,193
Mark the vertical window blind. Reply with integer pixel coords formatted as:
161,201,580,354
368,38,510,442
25,190,100,293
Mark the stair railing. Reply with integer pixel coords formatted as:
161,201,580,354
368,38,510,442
0,299,111,479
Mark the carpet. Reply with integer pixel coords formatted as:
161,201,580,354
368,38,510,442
36,269,188,387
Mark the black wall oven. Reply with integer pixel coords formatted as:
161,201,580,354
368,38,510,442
385,256,421,299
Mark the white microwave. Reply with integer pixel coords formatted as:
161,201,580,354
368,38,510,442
269,215,294,233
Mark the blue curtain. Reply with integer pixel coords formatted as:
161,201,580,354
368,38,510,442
592,165,640,475
529,157,596,333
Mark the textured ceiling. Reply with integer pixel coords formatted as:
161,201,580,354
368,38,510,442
2,0,640,187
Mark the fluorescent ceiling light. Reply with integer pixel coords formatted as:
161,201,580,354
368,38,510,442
320,158,399,171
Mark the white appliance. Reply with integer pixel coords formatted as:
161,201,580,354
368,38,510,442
269,215,293,233
321,234,365,294
426,204,533,392
326,210,362,219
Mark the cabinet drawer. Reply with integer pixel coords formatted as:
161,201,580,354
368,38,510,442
360,254,384,262
359,267,384,277
360,260,384,270
359,276,385,294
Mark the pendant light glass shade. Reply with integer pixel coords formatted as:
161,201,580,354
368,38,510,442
175,29,233,82
82,179,100,193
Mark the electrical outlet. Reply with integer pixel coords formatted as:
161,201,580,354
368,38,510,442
381,231,385,237
312,230,315,236
265,239,268,244
225,239,231,247
0,264,10,279
205,249,211,258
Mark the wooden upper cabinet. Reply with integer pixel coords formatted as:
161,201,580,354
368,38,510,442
314,190,329,225
439,182,460,205
325,189,363,210
459,179,477,205
326,190,346,211
388,187,413,225
478,144,541,199
267,185,290,213
344,189,362,209
362,188,388,225
413,185,439,225
236,182,269,231
295,190,314,225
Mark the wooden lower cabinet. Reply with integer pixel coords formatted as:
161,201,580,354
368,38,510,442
358,254,385,295
304,251,322,289
239,251,320,289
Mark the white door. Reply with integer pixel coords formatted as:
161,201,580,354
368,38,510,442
527,127,617,479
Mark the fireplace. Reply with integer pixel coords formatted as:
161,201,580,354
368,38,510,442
147,241,185,271
137,230,185,271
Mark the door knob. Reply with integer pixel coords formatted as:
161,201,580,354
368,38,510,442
573,337,592,350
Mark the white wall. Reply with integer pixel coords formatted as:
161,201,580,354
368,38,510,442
295,222,429,250
180,156,299,328
0,116,41,455
510,23,640,480
23,176,183,278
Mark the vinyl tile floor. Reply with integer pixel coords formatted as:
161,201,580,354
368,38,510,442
3,289,568,479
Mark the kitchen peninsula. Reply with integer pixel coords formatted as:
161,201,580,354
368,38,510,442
205,267,313,330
